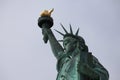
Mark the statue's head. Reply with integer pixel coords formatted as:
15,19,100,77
55,24,88,52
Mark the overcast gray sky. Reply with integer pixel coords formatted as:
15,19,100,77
0,0,120,80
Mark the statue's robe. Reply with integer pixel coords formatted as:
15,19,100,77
56,50,109,80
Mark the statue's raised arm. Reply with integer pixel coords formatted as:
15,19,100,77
38,9,64,59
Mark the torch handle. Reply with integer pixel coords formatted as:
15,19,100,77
38,16,53,43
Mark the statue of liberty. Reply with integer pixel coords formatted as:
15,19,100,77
38,9,109,80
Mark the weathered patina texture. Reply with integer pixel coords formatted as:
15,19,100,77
38,9,109,80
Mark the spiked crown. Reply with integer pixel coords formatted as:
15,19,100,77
55,24,85,44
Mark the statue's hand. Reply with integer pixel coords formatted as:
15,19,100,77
42,28,48,43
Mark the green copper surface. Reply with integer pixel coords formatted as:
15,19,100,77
38,16,109,80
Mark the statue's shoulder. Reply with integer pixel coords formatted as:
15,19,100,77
92,55,99,62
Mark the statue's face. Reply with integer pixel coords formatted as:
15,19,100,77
63,37,77,52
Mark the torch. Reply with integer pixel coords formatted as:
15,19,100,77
38,9,54,43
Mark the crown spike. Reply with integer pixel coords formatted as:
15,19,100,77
54,29,64,36
69,24,73,34
75,28,79,36
60,23,68,34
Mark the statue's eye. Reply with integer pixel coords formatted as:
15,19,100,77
64,42,68,46
63,40,70,46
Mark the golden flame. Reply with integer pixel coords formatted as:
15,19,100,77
40,8,54,17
